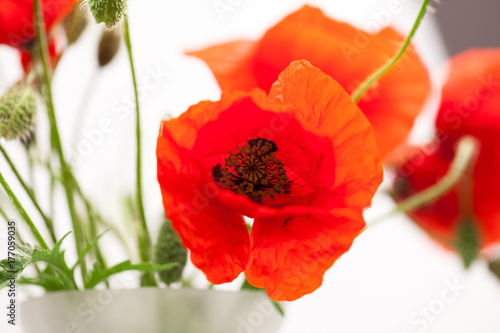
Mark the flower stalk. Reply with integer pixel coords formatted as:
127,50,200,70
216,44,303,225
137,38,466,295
369,136,479,226
33,0,87,278
0,144,56,243
0,169,48,249
123,19,154,282
351,0,430,103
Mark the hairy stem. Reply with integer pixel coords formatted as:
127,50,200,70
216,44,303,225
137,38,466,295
0,169,48,249
123,19,155,286
351,0,430,102
369,136,478,227
0,144,56,243
33,0,87,279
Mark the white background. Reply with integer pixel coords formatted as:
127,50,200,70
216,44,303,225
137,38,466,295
1,0,500,332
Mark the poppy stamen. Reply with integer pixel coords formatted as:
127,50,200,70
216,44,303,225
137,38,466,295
213,138,288,201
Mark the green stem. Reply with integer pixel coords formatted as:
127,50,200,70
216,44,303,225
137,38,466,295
26,145,37,194
351,0,430,102
123,21,153,264
0,204,27,245
33,0,87,279
0,203,9,222
69,175,108,275
0,169,48,249
0,144,56,243
72,177,131,255
368,136,478,227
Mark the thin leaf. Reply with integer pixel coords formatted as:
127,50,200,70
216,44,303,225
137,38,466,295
241,276,285,317
455,218,480,269
17,273,66,291
72,230,109,272
85,260,177,289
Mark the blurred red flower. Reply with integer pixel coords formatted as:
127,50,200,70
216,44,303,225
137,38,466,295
188,5,430,159
0,0,75,47
393,48,500,249
19,36,59,72
157,60,382,301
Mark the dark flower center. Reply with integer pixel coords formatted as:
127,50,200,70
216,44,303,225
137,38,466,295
212,138,289,201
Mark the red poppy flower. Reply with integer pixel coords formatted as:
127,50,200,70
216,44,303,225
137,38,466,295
188,5,430,159
393,48,500,248
0,0,75,48
157,60,382,301
19,36,59,72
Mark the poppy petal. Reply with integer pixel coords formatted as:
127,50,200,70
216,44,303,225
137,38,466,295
394,48,500,249
189,5,430,159
157,125,250,284
245,208,364,301
0,0,76,47
254,6,430,158
269,60,383,209
187,40,259,92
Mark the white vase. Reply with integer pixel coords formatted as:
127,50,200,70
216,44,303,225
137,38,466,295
21,288,283,333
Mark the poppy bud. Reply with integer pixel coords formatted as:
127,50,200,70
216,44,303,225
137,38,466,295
63,4,88,46
87,0,127,29
0,86,37,141
98,27,122,67
155,220,187,285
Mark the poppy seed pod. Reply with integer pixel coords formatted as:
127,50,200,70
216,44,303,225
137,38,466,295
87,0,127,29
0,86,37,141
155,220,187,285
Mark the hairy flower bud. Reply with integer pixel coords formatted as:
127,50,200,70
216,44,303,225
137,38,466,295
155,220,187,285
63,4,88,46
87,0,127,29
0,86,37,141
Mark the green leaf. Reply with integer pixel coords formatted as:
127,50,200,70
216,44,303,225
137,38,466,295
240,276,284,317
241,278,259,291
1,233,78,291
31,233,77,290
72,230,109,272
454,219,480,269
272,301,285,317
85,260,177,289
17,273,66,291
0,242,34,289
32,232,72,271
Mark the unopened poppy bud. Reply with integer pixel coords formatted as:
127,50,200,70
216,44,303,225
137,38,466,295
98,28,122,67
87,0,127,29
0,86,37,141
63,5,88,46
155,220,187,285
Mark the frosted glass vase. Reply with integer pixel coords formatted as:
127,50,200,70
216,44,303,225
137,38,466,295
21,288,283,333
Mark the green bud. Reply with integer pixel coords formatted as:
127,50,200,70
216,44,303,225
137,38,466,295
155,220,187,285
455,218,480,269
63,4,88,46
0,86,37,141
98,28,122,67
87,0,127,29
